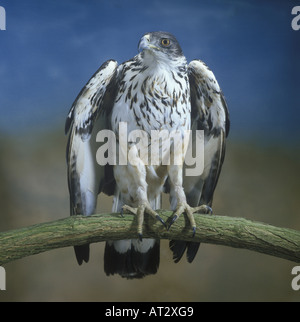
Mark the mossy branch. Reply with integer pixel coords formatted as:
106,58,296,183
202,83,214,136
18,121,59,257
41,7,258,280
0,211,299,265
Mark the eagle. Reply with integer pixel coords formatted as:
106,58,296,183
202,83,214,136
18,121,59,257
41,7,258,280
65,31,230,278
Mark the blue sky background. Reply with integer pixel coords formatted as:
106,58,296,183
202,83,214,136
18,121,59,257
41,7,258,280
0,0,299,144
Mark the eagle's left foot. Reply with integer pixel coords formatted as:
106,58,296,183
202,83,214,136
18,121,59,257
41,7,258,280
122,203,166,241
168,202,212,237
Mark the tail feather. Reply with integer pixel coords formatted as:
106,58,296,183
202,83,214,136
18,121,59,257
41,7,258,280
104,239,159,279
104,192,161,278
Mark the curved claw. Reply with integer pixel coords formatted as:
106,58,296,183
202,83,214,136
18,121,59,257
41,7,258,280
192,226,196,238
168,215,178,231
138,233,143,242
207,206,213,215
156,215,167,228
194,204,213,215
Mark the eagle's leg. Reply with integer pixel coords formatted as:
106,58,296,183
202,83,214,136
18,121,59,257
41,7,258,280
167,165,212,236
114,164,166,240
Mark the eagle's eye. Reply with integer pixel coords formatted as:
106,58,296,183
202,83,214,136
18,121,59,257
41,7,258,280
161,38,170,47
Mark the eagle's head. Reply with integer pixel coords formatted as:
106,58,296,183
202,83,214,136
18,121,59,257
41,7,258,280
138,31,185,66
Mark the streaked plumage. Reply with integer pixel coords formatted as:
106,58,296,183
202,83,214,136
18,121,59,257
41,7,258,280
65,31,229,277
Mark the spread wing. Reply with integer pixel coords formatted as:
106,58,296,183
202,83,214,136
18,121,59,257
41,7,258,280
65,59,118,264
170,59,230,263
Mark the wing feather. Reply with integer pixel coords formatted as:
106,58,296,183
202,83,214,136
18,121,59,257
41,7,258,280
66,59,118,211
65,59,118,264
65,60,119,140
170,60,230,263
184,59,229,206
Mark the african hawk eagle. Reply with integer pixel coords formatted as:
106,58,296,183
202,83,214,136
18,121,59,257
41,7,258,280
65,31,230,278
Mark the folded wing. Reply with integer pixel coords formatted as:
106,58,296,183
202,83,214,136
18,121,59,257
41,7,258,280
65,60,118,264
170,60,230,263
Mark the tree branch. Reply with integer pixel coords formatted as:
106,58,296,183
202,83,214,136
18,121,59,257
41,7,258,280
0,211,299,265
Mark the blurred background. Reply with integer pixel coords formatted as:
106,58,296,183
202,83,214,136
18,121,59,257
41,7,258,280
0,0,299,301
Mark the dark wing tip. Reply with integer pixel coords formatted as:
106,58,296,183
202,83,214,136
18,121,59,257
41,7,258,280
74,244,90,265
186,242,201,263
169,240,187,263
169,240,200,263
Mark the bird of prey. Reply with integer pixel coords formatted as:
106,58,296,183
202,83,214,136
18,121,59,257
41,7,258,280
65,31,230,278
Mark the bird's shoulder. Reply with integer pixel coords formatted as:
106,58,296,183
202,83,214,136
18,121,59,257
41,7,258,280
65,59,119,140
188,59,230,137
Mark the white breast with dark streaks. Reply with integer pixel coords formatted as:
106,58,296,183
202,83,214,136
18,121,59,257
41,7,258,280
111,55,191,137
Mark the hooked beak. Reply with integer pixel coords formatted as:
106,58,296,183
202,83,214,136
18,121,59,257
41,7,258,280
138,34,160,52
